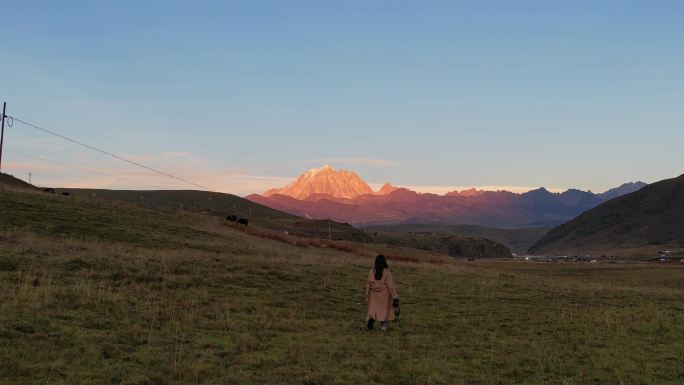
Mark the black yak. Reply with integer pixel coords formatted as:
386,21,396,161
237,218,249,226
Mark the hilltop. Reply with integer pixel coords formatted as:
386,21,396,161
530,174,684,256
0,172,35,189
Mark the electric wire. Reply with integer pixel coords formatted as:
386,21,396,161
6,115,215,191
5,149,168,189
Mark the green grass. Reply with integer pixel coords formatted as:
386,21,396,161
369,224,550,255
54,186,509,256
0,188,224,249
2,184,684,384
59,188,372,242
364,230,512,258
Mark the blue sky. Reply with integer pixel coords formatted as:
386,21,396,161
2,1,683,195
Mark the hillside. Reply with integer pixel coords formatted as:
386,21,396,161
2,174,684,384
0,173,35,189
60,188,371,243
366,230,511,258
59,188,510,258
530,174,684,255
369,224,550,255
3,176,510,258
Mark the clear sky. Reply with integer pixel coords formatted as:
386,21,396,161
2,1,683,195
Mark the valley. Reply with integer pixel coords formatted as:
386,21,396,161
3,5,682,384
2,176,684,384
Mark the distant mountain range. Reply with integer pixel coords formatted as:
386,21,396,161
247,166,647,229
529,174,684,255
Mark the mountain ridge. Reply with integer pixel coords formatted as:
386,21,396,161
248,166,647,228
529,174,684,255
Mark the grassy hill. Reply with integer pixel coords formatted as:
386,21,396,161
57,187,512,257
1,178,684,384
530,174,684,256
369,224,549,255
59,188,374,242
0,172,35,189
365,230,511,258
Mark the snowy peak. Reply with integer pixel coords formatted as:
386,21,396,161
304,164,333,176
264,165,373,200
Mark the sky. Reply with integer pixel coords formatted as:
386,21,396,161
1,1,683,196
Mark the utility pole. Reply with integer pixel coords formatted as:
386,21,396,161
328,218,332,240
27,172,33,184
0,102,6,173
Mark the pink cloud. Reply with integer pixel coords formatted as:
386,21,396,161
308,158,399,167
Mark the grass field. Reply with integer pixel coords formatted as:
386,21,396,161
58,187,372,243
368,224,550,255
53,186,511,257
2,184,684,384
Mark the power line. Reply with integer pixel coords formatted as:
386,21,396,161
7,115,215,191
5,149,170,189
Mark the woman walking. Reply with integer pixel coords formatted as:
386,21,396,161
366,255,399,331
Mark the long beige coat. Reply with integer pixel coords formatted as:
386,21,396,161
366,268,398,321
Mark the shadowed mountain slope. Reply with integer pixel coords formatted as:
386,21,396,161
529,174,684,255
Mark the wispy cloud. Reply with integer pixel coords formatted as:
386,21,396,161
308,158,399,167
161,151,193,158
3,149,292,196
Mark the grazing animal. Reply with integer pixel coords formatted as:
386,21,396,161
237,218,249,226
226,214,238,222
43,188,55,194
61,192,70,197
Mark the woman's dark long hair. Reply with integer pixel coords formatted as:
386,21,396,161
374,254,389,280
